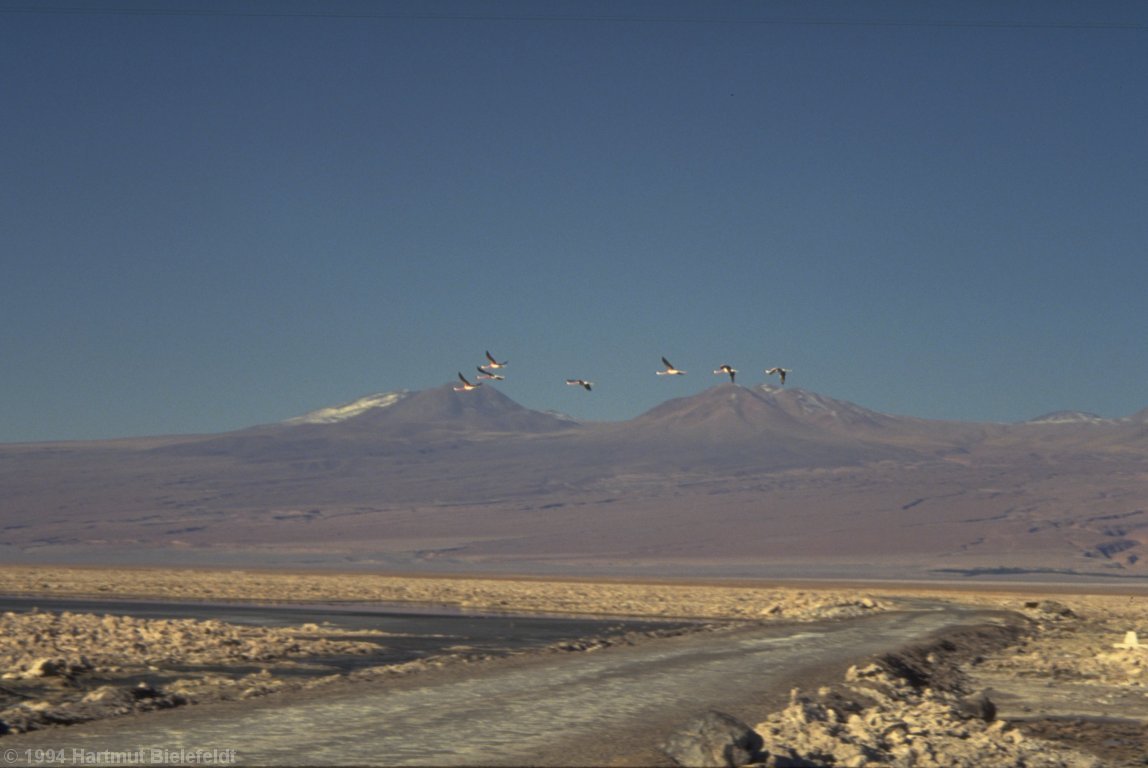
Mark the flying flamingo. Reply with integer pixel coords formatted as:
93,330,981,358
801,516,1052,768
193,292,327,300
453,372,482,391
714,364,736,383
765,367,790,385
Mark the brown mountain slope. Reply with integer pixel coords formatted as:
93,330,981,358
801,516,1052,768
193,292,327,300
1,385,1146,580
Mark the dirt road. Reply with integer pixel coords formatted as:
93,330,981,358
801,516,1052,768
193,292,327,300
2,603,994,766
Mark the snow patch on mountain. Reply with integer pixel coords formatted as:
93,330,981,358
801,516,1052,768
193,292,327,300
789,389,841,417
755,385,896,426
284,391,410,425
543,409,580,424
1024,411,1112,425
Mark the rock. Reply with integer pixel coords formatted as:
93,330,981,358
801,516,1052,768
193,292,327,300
131,682,162,700
845,663,882,682
80,685,136,712
955,690,997,722
662,709,764,767
1113,630,1142,650
1024,600,1077,618
22,658,66,678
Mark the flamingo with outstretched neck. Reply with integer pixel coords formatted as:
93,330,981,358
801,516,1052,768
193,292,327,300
765,367,790,385
453,372,482,391
714,364,736,383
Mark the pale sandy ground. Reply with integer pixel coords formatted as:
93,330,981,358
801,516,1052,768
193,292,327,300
1,566,1147,765
0,565,891,619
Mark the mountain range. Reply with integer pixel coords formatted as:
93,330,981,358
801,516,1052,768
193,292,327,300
2,383,1146,581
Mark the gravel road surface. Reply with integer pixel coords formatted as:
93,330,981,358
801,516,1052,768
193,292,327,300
2,603,992,766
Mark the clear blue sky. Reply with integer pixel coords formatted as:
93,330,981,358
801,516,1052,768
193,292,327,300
2,0,1146,442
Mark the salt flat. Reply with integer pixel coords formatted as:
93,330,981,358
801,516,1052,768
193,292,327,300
1,566,1146,765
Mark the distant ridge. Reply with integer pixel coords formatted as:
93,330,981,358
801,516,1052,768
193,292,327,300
609,383,934,469
624,383,992,452
161,382,579,459
354,383,579,434
628,383,808,440
3,380,1148,577
752,384,912,434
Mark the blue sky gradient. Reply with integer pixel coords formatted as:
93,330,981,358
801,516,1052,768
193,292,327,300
2,0,1146,441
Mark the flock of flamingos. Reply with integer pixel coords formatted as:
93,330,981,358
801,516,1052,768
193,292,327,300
453,352,791,393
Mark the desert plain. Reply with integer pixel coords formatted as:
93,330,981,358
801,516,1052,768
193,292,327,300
3,383,1148,581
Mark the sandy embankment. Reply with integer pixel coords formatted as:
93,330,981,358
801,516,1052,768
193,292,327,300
0,565,886,619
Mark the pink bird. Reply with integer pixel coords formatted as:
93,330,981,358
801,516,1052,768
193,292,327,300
453,372,482,391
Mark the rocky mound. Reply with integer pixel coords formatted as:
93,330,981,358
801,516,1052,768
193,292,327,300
0,610,381,735
975,598,1144,687
749,625,1101,768
964,597,1148,767
0,610,379,672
